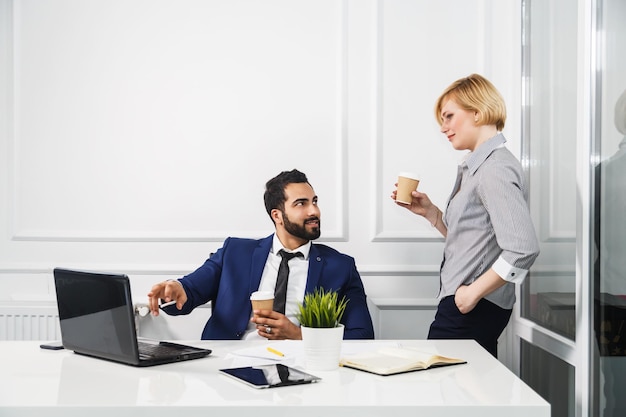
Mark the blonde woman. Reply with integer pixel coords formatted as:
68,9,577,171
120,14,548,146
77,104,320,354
392,74,540,357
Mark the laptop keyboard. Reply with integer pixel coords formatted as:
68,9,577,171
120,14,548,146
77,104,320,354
138,341,186,358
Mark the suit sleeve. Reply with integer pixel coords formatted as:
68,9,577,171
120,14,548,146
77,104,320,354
161,240,226,316
339,258,375,339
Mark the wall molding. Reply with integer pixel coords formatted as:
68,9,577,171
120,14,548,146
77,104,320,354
6,0,351,244
0,263,575,276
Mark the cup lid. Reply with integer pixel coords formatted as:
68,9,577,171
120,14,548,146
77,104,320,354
250,291,274,300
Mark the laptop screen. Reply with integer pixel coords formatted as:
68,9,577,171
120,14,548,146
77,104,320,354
54,268,139,363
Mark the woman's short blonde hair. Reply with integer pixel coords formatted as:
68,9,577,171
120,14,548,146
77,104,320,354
434,73,507,131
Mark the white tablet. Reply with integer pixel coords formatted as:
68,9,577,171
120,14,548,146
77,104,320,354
219,364,321,389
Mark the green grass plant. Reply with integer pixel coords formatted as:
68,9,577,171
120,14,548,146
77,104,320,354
296,288,348,328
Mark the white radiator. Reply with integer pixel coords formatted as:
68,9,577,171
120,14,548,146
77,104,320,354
0,302,211,341
0,303,61,341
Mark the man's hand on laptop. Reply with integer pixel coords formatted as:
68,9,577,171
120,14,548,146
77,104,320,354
147,280,187,316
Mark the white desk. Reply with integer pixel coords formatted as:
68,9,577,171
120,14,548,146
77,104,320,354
0,339,549,417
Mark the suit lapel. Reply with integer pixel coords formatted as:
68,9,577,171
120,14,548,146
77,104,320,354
249,235,273,294
305,244,323,294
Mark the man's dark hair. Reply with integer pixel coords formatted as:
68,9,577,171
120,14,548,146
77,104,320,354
264,169,309,219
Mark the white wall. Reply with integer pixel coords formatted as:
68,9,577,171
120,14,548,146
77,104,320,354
0,0,521,341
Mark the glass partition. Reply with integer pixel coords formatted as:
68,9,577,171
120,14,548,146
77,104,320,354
522,0,626,415
521,0,577,340
591,1,626,415
521,339,574,416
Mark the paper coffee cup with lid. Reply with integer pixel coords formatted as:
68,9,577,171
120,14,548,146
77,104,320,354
250,291,274,318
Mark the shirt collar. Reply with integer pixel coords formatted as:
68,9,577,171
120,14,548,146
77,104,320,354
464,133,507,175
272,234,311,260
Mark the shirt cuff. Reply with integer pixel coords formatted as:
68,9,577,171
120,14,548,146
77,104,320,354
492,256,528,284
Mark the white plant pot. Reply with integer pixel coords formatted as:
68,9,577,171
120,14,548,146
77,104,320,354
301,324,344,371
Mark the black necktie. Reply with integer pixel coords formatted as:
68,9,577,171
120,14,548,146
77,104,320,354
274,249,303,314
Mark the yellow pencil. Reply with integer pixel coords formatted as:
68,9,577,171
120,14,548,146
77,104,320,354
267,346,284,357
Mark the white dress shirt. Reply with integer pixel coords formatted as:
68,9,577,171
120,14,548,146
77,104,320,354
244,235,311,339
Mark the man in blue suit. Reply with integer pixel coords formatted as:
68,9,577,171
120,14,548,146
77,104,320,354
147,169,374,340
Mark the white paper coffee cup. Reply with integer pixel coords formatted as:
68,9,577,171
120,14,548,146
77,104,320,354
250,291,274,317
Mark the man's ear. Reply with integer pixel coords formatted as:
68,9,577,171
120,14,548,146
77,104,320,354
271,209,283,226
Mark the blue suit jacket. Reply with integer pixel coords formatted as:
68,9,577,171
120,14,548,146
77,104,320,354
163,235,375,340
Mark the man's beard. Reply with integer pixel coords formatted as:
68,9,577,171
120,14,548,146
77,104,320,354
282,212,321,241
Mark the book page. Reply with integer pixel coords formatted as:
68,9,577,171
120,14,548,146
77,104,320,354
380,347,464,367
344,352,425,372
376,347,434,363
425,354,465,368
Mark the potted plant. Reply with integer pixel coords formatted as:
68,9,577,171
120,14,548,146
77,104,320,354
296,288,348,371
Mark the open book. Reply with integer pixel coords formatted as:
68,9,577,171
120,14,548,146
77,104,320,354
339,346,466,376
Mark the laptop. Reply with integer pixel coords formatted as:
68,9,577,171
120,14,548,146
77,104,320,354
53,267,211,366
